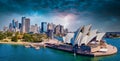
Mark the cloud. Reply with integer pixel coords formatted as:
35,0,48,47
0,0,120,32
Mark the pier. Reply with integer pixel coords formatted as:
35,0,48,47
45,43,117,57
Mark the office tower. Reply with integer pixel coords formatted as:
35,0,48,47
12,19,19,32
35,24,38,33
48,30,54,39
21,17,26,33
47,23,55,31
60,25,64,34
41,22,47,33
47,23,54,39
30,24,38,34
19,23,22,29
25,18,30,33
54,24,64,34
9,23,13,32
3,26,8,32
38,26,41,33
15,20,19,29
12,19,16,29
54,25,61,34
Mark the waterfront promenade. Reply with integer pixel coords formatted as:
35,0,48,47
93,45,117,56
45,40,118,57
0,39,117,57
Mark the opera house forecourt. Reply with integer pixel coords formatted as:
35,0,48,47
46,24,117,57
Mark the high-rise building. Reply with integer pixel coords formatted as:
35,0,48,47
54,24,65,36
47,23,55,39
60,25,64,34
12,19,16,29
9,23,13,32
21,17,30,33
19,23,22,29
30,24,38,34
15,20,19,29
55,25,61,34
25,18,30,33
3,26,8,32
21,17,26,33
12,19,20,32
41,22,47,33
47,23,55,31
48,30,54,39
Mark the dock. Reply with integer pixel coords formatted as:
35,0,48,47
45,43,117,57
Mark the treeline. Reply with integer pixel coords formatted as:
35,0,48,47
0,31,48,42
0,31,13,40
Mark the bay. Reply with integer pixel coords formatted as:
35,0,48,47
0,38,120,61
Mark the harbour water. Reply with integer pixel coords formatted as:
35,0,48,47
0,38,120,61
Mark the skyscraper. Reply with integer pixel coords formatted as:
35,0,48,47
54,25,61,34
47,23,54,39
25,18,30,33
41,22,47,33
21,17,26,33
3,26,8,32
12,19,19,32
48,30,54,39
30,24,38,34
15,20,19,29
54,24,65,36
9,23,12,32
12,19,16,29
60,25,64,34
19,23,22,30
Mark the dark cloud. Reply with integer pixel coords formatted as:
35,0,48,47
0,0,120,32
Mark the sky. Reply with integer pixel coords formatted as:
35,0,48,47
0,0,120,32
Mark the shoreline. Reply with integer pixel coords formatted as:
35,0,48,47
0,42,31,45
0,40,118,57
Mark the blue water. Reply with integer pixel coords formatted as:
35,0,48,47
0,38,120,61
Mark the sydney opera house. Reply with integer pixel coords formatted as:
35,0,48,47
46,25,117,57
63,24,106,53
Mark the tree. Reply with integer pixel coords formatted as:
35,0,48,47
23,33,33,42
11,36,18,42
0,31,5,40
6,31,13,37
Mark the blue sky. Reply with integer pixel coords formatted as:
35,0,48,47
0,0,120,32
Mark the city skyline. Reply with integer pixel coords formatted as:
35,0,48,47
0,0,120,32
3,17,68,36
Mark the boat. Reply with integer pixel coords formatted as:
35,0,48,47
25,45,30,48
35,47,40,50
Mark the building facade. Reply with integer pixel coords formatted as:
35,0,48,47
41,22,47,33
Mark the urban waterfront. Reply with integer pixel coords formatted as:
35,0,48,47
0,38,119,61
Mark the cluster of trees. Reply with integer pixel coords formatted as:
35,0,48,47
23,33,48,42
106,33,120,38
0,31,13,40
11,32,48,42
0,31,48,42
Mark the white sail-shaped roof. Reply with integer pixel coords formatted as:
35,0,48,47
63,33,74,43
89,29,97,35
79,35,88,46
65,24,105,46
83,24,92,35
96,33,105,41
73,26,83,45
85,29,97,45
86,34,96,45
76,32,83,46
